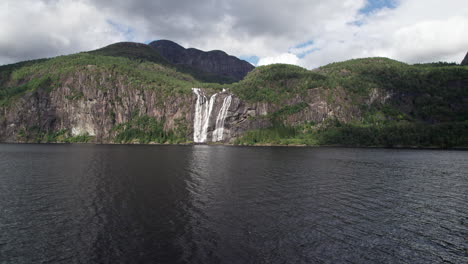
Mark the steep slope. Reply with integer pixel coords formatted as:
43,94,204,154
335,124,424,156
462,52,468,65
232,59,468,147
317,58,468,122
149,40,254,82
0,52,202,143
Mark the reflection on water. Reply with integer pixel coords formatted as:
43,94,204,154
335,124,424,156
0,144,467,264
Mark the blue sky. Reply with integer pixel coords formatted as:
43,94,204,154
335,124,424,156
289,41,321,59
239,56,260,66
107,20,135,41
267,0,401,66
359,0,398,14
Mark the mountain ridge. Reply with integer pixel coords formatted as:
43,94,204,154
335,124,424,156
0,42,467,147
149,40,254,82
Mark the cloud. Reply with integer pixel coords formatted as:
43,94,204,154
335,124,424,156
257,53,299,66
298,0,468,68
0,0,125,64
0,0,366,65
0,0,467,68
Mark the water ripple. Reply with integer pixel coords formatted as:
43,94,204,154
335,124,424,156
0,145,466,263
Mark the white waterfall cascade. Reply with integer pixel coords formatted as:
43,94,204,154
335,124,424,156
212,94,232,142
192,88,232,143
193,88,217,143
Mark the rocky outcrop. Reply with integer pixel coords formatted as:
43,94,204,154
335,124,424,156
190,89,271,143
149,40,254,81
186,86,368,143
0,70,192,142
462,52,468,65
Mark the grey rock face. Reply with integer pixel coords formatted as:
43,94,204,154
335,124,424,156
187,86,367,143
0,65,397,144
462,52,468,65
149,40,254,81
0,71,194,143
0,78,367,144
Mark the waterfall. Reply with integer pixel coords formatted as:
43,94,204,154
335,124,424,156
212,94,232,142
193,88,217,143
192,88,232,143
193,88,203,143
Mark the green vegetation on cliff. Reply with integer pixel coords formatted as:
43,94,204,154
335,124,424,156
231,64,326,102
16,127,94,143
88,42,170,66
112,115,187,144
234,120,468,148
0,76,53,106
1,42,467,147
319,57,468,96
0,42,229,104
4,53,198,94
235,58,467,104
89,42,236,84
233,58,468,147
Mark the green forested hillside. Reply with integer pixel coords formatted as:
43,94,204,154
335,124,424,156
233,58,468,147
231,64,326,102
0,43,467,147
0,51,202,106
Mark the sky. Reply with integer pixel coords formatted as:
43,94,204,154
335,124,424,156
1,0,467,68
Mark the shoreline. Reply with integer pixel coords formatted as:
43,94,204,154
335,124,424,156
1,141,466,150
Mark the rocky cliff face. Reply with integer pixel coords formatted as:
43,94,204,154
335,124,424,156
191,86,364,143
0,73,370,144
462,52,468,65
1,67,461,144
149,40,254,82
0,69,194,142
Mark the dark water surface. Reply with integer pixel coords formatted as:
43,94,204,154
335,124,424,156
0,144,467,264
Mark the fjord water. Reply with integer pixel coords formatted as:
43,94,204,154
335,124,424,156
0,145,466,264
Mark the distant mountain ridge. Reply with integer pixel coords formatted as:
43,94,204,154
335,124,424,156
149,40,254,82
89,41,243,83
89,42,170,65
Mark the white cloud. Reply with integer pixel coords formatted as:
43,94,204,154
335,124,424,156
0,0,126,64
298,0,468,68
0,0,367,65
0,0,467,68
257,53,299,66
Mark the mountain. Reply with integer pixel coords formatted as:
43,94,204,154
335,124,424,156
88,42,171,65
0,42,467,147
462,52,468,65
89,42,240,84
149,40,254,82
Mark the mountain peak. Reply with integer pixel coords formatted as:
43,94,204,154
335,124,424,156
149,40,185,50
149,40,254,81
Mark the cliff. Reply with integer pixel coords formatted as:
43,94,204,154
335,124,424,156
462,52,468,66
149,40,254,82
0,44,467,147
